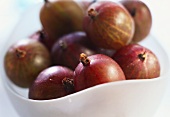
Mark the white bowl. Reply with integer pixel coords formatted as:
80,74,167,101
1,2,170,117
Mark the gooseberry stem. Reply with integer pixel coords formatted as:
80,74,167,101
62,77,74,93
80,53,90,66
16,48,26,58
88,8,98,19
131,8,136,17
39,30,45,39
138,52,146,61
90,0,97,5
59,40,67,50
44,0,49,3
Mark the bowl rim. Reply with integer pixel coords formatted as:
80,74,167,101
3,70,169,104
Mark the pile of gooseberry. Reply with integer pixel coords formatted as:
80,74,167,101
4,0,160,100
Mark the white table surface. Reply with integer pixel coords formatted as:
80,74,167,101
0,0,170,117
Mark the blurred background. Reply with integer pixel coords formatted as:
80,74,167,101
0,0,41,47
0,0,170,117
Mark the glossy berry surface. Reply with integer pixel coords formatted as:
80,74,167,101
29,66,74,100
74,53,125,92
51,32,96,70
83,1,135,49
112,44,160,80
4,39,51,88
121,0,152,42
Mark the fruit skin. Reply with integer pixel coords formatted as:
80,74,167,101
74,53,125,92
40,0,84,40
112,44,160,80
29,66,74,100
51,32,97,70
121,0,152,43
83,1,135,50
4,39,51,88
